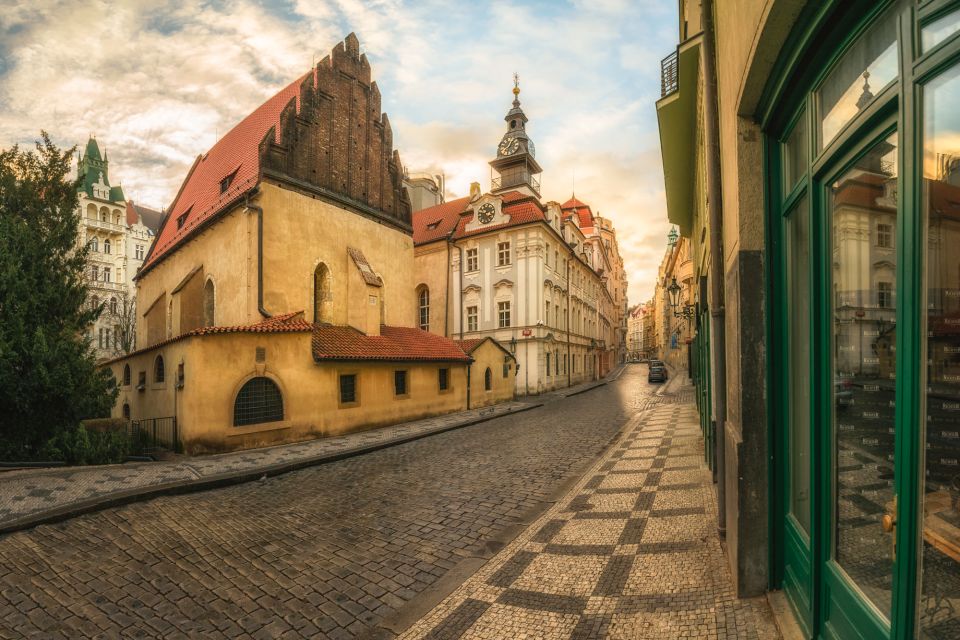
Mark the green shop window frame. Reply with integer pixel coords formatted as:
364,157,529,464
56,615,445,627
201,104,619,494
762,0,960,638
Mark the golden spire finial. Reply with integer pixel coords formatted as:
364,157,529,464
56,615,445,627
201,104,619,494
513,72,520,96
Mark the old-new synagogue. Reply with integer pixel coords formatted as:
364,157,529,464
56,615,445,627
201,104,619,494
106,34,515,453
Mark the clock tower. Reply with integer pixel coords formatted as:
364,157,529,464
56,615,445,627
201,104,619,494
490,75,543,198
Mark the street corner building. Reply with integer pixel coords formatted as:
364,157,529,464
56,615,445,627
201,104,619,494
656,0,960,638
408,82,629,396
104,34,516,454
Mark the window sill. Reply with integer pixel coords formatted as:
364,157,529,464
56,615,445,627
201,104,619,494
394,393,410,400
338,401,360,409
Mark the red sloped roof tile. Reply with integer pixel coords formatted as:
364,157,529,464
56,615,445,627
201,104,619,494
561,195,594,229
140,74,307,275
455,337,516,360
101,311,313,365
312,325,472,362
412,196,470,245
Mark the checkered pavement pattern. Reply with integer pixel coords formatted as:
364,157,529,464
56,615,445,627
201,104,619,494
399,399,781,639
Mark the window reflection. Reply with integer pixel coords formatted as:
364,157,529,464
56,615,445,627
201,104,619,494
819,0,905,149
923,8,960,54
831,132,898,618
920,66,960,640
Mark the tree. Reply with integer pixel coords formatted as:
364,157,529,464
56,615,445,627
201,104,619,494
105,290,137,357
0,133,117,458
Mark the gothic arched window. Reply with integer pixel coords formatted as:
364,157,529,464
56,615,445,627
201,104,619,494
484,367,492,391
122,364,131,386
417,285,430,331
154,355,165,383
314,263,330,324
234,377,284,426
203,279,215,327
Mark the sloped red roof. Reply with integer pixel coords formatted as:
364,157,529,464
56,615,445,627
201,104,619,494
455,337,516,360
101,311,313,365
312,325,472,362
140,73,307,275
412,196,470,245
561,195,594,229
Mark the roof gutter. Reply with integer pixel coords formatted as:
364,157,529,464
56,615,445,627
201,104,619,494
243,191,270,319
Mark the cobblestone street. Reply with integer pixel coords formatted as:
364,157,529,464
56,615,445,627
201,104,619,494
0,367,645,639
0,365,780,638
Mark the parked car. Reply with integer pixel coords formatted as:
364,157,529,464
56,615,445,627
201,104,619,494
648,365,668,383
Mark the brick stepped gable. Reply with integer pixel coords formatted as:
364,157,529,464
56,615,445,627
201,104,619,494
141,33,411,276
261,32,411,230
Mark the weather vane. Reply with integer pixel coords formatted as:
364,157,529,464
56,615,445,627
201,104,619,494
513,72,520,96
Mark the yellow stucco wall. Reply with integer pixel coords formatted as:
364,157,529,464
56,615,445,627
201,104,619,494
109,332,470,454
467,340,516,408
136,181,417,344
413,241,451,336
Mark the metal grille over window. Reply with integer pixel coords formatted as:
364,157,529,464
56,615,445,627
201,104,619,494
339,374,357,404
438,368,448,391
394,370,407,396
233,377,284,426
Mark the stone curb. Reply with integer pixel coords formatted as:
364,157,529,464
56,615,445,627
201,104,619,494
0,402,544,536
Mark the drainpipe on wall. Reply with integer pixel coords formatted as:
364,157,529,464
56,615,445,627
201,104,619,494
445,231,455,338
702,0,727,537
466,363,471,410
243,192,270,319
566,253,572,388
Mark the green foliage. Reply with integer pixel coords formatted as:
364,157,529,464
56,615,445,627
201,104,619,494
0,133,118,460
44,426,130,465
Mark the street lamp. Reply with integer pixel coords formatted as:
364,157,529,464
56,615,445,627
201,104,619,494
667,276,694,320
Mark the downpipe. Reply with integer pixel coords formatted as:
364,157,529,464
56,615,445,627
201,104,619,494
702,0,727,537
243,194,270,319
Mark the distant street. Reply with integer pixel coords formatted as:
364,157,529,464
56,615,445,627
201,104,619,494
0,367,657,639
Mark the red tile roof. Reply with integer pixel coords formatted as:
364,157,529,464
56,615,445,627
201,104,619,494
412,191,548,246
561,195,594,229
101,311,313,365
312,325,472,362
140,73,307,275
455,337,516,360
411,196,470,245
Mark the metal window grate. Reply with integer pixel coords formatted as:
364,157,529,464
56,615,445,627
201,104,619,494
154,356,165,383
340,374,357,404
234,377,284,426
661,50,679,97
394,370,407,396
438,368,449,391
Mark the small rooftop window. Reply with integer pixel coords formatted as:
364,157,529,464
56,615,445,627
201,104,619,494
220,175,232,194
176,213,188,229
427,220,442,230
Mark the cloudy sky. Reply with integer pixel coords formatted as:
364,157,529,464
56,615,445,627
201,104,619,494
0,0,677,304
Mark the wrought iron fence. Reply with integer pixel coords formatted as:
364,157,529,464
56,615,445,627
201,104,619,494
128,417,180,455
661,50,679,97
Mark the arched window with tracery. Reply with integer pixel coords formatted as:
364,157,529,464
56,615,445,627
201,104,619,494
122,364,131,386
313,263,330,324
234,377,284,426
417,285,429,331
203,279,215,327
154,355,165,383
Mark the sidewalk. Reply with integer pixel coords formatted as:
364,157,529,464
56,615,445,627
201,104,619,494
397,379,781,639
0,372,620,535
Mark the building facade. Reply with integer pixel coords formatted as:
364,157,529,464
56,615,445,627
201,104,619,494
106,34,512,454
656,1,960,638
77,138,161,360
412,84,621,394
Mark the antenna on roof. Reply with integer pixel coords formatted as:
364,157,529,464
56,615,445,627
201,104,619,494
572,168,576,198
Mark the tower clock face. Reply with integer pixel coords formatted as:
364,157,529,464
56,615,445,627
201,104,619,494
498,138,520,156
477,203,495,223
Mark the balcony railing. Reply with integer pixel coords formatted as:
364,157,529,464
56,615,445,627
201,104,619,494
86,217,126,234
661,50,679,98
491,173,541,195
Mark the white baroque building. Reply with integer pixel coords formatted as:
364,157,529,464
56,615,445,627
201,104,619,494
76,137,162,360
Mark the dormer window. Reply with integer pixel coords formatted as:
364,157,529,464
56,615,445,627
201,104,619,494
220,175,232,194
177,213,188,229
427,220,442,230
